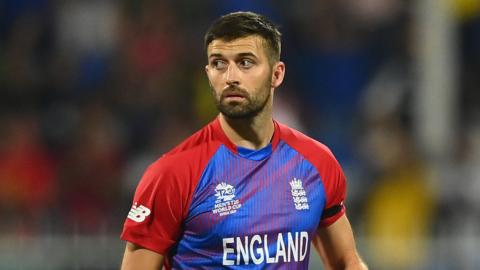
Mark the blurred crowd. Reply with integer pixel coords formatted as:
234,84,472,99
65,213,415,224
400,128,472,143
0,0,479,269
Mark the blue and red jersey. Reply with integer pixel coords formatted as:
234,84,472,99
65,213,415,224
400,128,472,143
121,118,347,269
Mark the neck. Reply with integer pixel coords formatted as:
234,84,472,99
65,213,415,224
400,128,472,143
218,109,274,150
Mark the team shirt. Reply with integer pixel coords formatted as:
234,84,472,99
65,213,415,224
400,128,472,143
121,118,347,269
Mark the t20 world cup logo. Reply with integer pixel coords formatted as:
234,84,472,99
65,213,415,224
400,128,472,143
214,182,236,202
212,182,242,216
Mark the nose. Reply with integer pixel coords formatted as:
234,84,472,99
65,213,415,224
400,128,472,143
225,64,240,86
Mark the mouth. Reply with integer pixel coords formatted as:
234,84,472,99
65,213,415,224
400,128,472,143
223,95,246,104
222,89,248,101
225,93,245,98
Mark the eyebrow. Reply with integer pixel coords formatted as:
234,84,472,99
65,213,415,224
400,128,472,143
237,52,258,59
208,53,224,59
208,52,259,59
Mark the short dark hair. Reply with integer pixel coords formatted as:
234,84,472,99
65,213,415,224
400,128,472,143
204,11,282,64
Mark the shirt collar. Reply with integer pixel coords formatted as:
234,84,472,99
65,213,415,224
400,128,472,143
211,116,280,157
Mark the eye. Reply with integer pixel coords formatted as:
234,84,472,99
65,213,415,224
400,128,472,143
211,59,227,70
239,59,254,69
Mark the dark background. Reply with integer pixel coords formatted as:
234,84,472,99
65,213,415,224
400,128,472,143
0,0,479,269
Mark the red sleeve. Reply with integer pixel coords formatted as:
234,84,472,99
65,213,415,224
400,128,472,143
120,120,222,255
278,122,346,227
317,154,346,227
120,161,185,255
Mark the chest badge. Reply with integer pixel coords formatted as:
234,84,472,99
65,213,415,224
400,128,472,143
290,178,309,210
212,182,242,216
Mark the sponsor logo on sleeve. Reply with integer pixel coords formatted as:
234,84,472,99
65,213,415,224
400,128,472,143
127,202,151,222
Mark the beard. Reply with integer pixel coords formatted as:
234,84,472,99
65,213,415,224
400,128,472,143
213,76,272,119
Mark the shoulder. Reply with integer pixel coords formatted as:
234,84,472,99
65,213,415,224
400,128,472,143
277,122,338,167
277,121,345,188
144,120,223,182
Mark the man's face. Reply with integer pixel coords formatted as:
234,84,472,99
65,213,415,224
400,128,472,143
205,35,276,119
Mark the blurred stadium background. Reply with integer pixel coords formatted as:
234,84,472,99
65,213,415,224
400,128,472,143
0,0,479,269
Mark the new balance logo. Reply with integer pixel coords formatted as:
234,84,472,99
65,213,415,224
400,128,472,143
128,202,151,222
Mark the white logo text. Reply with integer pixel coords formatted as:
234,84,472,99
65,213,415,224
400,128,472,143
213,182,242,216
127,203,151,222
222,231,309,266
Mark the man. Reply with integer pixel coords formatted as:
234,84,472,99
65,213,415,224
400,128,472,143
120,11,367,269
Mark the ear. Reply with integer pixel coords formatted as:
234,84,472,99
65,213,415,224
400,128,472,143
271,61,285,88
205,64,213,81
205,65,213,88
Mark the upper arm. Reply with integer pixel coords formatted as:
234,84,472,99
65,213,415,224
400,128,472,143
120,163,185,255
121,242,164,270
313,215,367,270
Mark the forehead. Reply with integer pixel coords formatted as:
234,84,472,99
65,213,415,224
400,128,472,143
207,35,267,58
